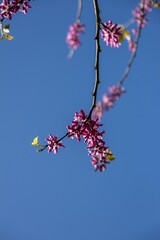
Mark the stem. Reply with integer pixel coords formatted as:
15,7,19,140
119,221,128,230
88,0,101,119
119,0,145,86
119,27,142,86
76,0,83,21
58,132,70,142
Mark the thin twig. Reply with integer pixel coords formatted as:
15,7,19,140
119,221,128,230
119,1,145,86
37,132,70,152
76,0,83,21
119,27,142,86
88,0,101,119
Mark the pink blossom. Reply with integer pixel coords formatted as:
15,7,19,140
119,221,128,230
132,28,138,35
66,21,84,50
132,7,148,27
139,0,153,12
103,85,125,110
92,85,125,121
67,110,111,171
128,38,136,52
13,0,31,14
91,102,103,121
101,20,122,48
0,0,31,19
67,109,87,141
132,0,153,27
0,0,14,19
45,134,65,154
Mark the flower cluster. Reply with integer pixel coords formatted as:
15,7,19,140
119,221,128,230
132,0,153,27
139,0,153,12
66,21,84,50
67,109,114,171
92,85,125,121
0,0,31,19
101,20,122,48
45,134,65,154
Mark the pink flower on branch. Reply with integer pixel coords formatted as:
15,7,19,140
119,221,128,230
92,85,125,121
0,0,31,19
67,110,113,171
45,134,65,154
13,0,31,14
91,102,103,122
0,0,14,19
103,85,125,110
139,0,153,12
66,21,84,50
132,0,153,27
132,7,148,27
101,20,122,48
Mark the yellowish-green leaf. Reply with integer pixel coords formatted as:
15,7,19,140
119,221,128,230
119,27,130,43
154,3,160,8
107,154,115,161
4,24,10,29
106,149,115,161
4,34,13,40
31,136,39,146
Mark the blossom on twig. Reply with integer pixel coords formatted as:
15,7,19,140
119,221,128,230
66,21,84,50
0,0,31,19
67,109,114,171
45,134,65,154
12,0,31,14
101,20,122,48
92,85,125,121
132,0,153,27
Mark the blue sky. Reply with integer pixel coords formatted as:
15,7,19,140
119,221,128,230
0,1,160,240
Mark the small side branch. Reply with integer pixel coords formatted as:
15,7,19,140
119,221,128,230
119,1,145,86
119,26,142,86
76,0,83,21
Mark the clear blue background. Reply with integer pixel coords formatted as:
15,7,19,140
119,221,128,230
0,1,160,240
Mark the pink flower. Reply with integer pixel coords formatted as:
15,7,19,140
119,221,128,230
128,38,136,52
92,85,125,120
13,0,31,14
108,85,125,97
139,0,153,12
101,20,122,48
67,109,87,141
103,85,125,110
132,28,138,35
66,21,84,50
67,110,111,171
132,0,153,27
0,0,31,19
45,134,65,154
132,7,148,27
91,102,103,121
0,0,14,19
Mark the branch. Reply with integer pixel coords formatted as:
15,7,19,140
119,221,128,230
76,0,83,21
88,0,101,119
119,27,142,86
119,1,145,86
